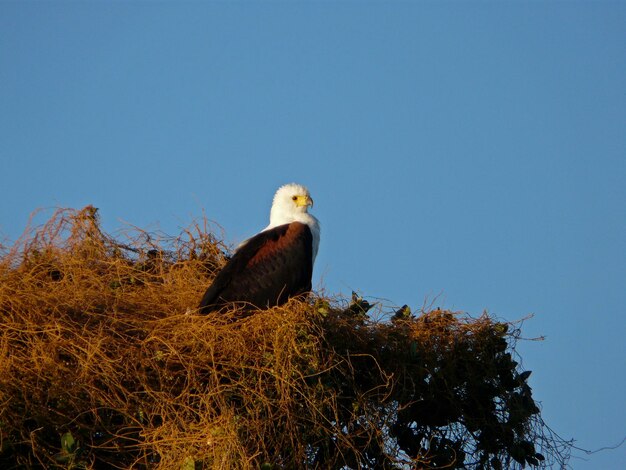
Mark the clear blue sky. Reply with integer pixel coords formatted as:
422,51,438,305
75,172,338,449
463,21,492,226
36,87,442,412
1,2,624,468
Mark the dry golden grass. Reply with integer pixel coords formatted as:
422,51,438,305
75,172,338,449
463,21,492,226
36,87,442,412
0,207,569,469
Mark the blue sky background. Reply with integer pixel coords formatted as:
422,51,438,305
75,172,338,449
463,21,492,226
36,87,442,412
1,2,624,468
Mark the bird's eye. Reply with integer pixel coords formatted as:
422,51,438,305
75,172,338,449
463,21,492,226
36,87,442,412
292,196,297,201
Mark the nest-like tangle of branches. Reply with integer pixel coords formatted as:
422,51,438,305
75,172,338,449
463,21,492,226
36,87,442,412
0,207,570,469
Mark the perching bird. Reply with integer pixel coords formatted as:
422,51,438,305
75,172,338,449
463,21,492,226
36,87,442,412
198,183,320,314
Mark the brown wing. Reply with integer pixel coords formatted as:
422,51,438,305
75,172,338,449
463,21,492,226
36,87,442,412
198,222,313,313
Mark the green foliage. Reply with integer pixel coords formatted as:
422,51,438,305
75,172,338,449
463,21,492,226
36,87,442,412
54,431,87,469
181,456,196,470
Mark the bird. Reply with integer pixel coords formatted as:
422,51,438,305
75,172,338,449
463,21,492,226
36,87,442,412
198,183,320,314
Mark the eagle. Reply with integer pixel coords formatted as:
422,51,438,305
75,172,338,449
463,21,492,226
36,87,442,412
198,183,320,314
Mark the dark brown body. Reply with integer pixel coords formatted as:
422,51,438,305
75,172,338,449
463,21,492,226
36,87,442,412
198,222,313,314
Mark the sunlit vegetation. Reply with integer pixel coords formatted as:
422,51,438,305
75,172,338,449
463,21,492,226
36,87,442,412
0,207,571,468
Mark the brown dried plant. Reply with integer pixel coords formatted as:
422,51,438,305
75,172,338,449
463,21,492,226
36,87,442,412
0,207,570,469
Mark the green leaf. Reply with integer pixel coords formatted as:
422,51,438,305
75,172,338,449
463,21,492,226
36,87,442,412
526,455,539,466
315,299,330,316
61,431,76,454
347,291,374,316
181,456,196,470
54,453,71,463
510,443,526,465
494,323,509,335
393,304,412,320
519,370,532,382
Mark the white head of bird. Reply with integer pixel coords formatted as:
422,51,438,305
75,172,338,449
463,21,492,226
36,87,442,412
268,183,313,224
265,183,320,261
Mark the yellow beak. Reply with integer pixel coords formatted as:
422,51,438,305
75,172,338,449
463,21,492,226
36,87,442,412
294,195,313,208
